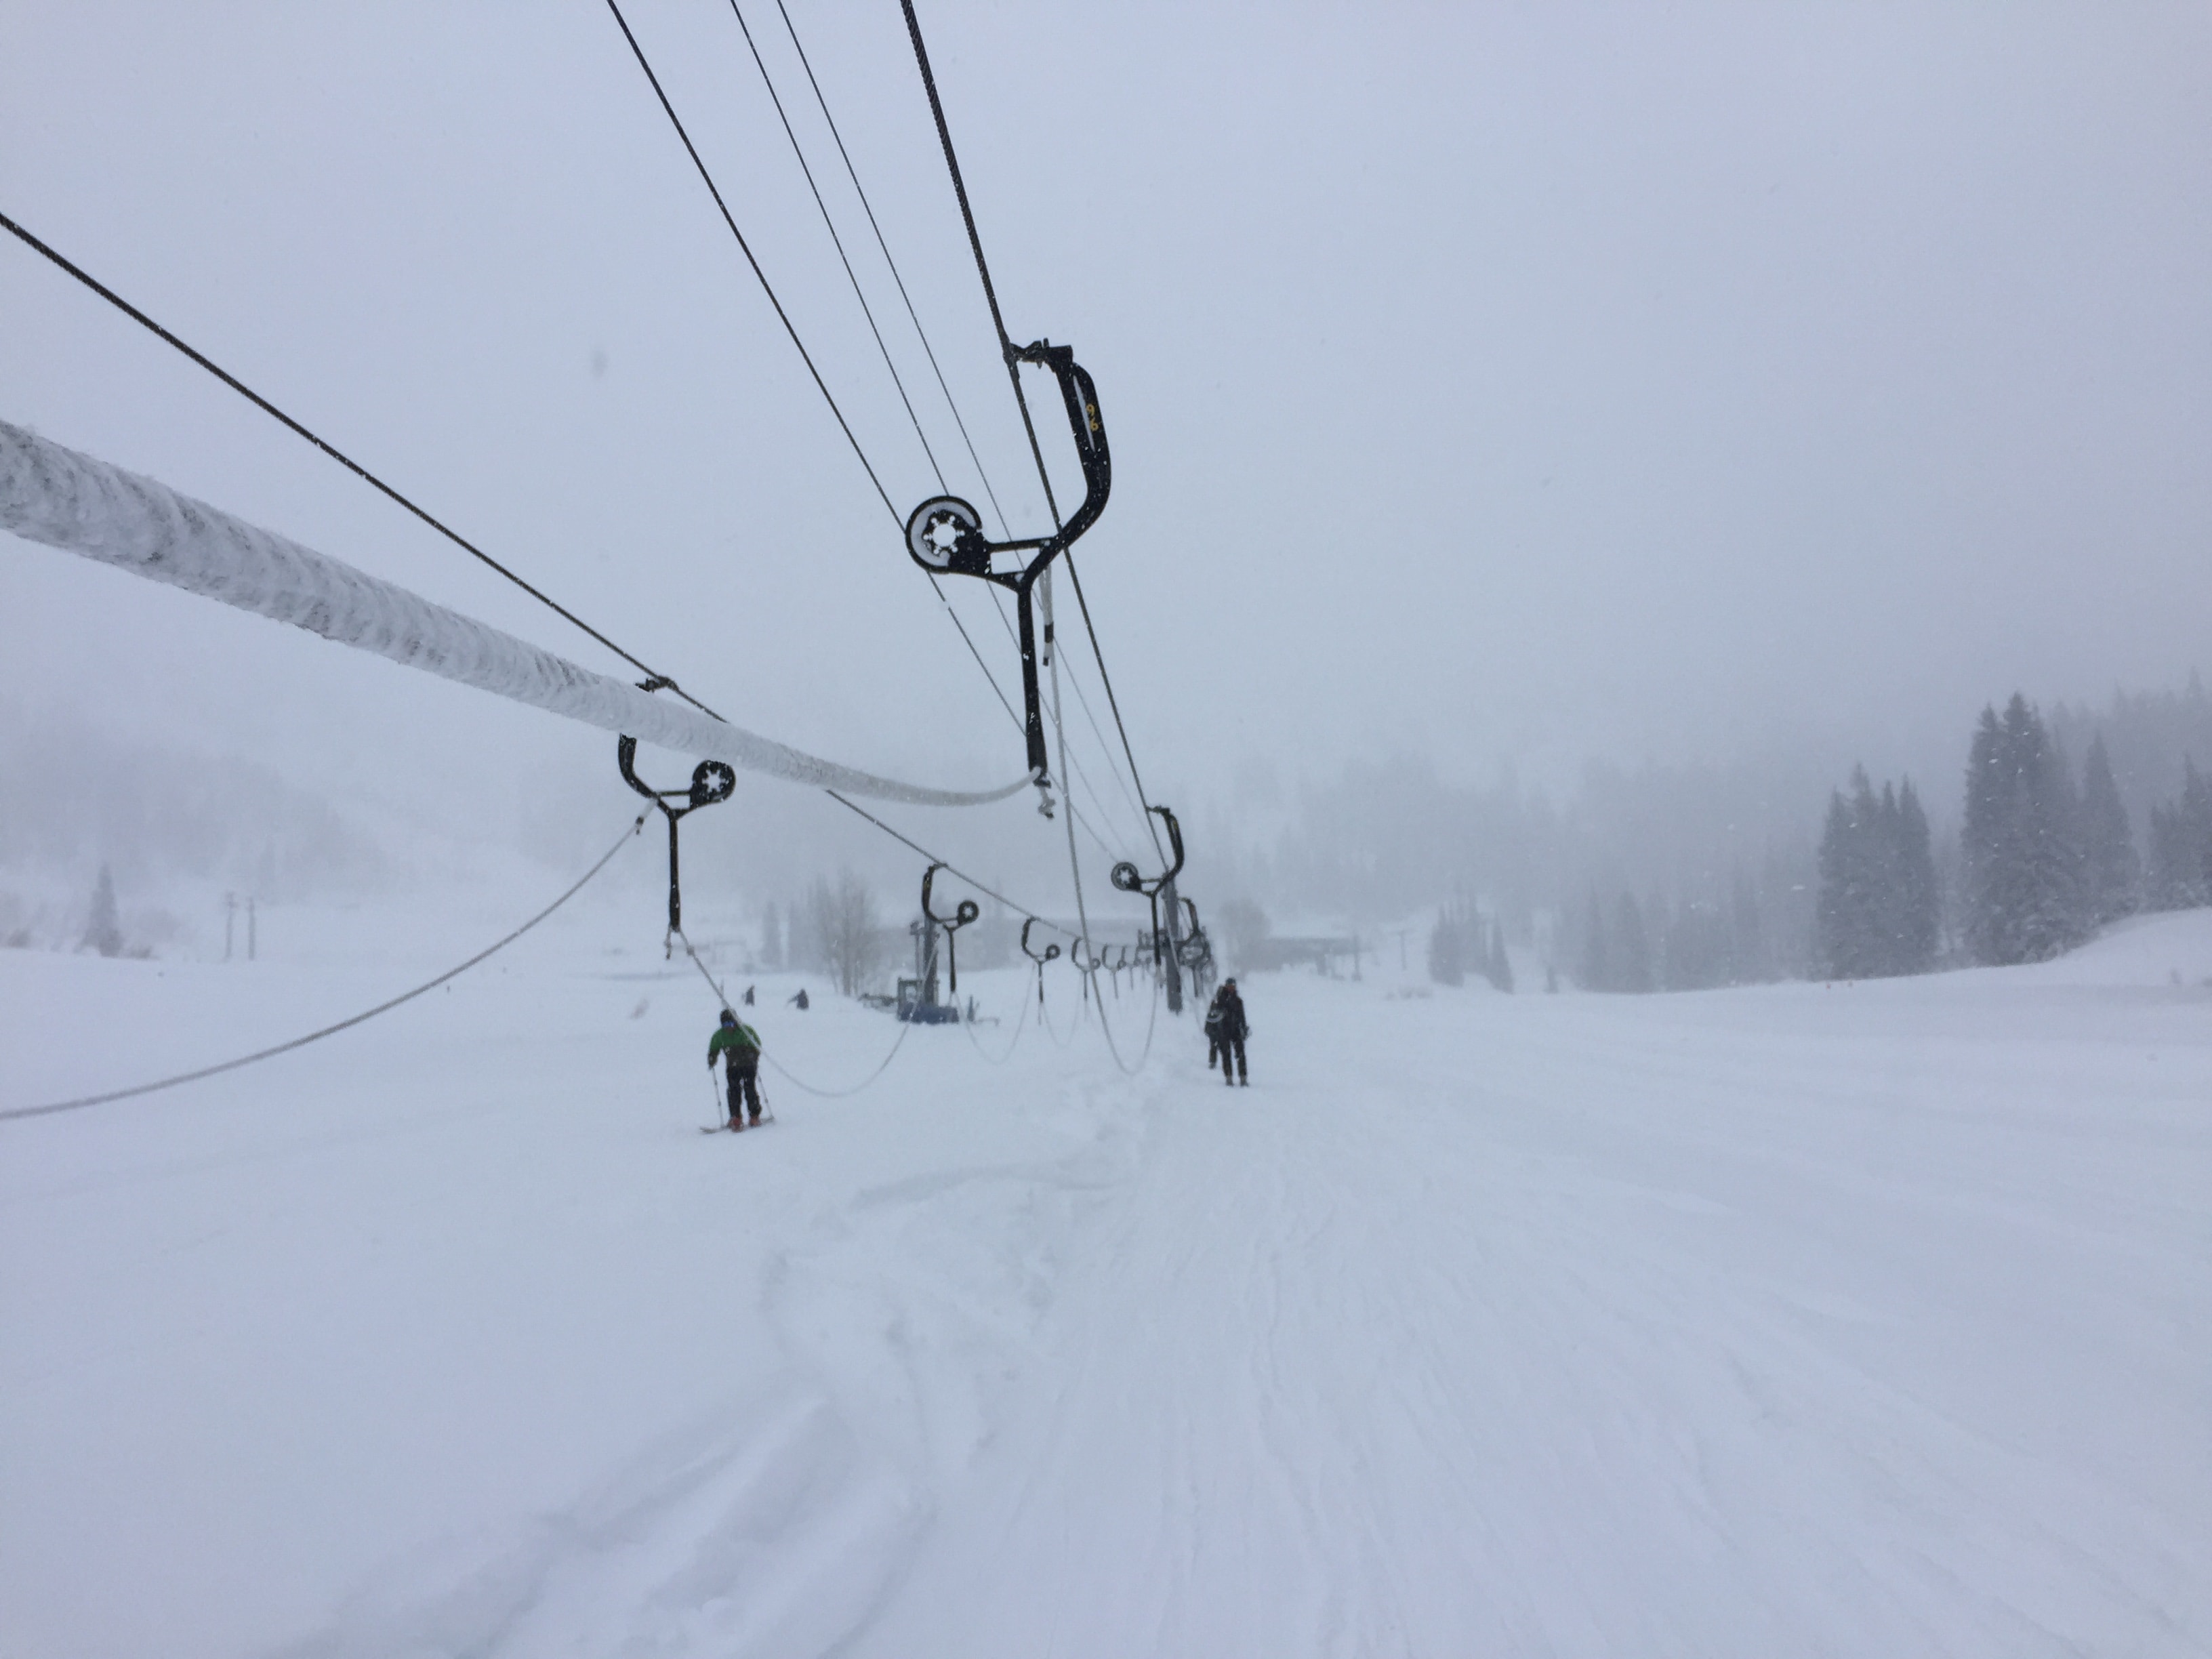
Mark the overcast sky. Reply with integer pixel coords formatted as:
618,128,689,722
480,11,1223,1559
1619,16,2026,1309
5,0,2209,875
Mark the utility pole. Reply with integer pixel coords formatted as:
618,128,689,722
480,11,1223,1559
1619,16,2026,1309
247,897,258,962
224,893,237,962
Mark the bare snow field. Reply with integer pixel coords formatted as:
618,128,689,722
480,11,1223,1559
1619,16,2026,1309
5,909,2210,1658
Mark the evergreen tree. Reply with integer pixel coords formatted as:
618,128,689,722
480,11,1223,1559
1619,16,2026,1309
1963,695,2087,964
2146,758,2212,909
2078,735,2140,927
1891,779,1940,971
1815,777,1875,977
1578,892,1610,991
1612,893,1653,992
81,864,123,958
1486,921,1514,993
761,901,785,969
1816,767,1938,977
1426,899,1469,986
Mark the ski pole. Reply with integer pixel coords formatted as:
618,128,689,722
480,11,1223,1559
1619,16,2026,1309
710,1067,726,1128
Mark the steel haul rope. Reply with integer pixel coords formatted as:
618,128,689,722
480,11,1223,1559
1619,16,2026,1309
895,6,1165,864
1,814,649,1124
672,924,914,1098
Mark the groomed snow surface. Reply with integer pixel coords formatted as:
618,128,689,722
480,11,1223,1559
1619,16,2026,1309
5,909,2211,1658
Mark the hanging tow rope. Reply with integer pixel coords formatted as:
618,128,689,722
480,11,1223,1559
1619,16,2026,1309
671,924,914,1099
3,813,649,1124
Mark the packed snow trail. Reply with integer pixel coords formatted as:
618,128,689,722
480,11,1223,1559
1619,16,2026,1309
3,911,2209,1656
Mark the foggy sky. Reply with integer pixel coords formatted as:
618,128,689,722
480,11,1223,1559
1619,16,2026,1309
5,0,2208,884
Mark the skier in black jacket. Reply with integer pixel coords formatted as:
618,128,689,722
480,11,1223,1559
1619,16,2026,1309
1214,979,1248,1086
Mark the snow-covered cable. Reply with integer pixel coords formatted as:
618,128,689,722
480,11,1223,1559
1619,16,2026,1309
1,813,650,1124
0,419,1034,808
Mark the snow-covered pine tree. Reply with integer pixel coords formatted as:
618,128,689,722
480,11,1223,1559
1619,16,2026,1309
1892,779,1940,972
1426,899,1468,986
1816,773,1876,977
81,864,123,958
1963,695,2088,964
1486,921,1514,993
2146,758,2212,909
1817,769,1936,978
2078,735,2141,928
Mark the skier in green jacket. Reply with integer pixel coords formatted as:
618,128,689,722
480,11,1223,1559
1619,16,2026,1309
708,1008,764,1130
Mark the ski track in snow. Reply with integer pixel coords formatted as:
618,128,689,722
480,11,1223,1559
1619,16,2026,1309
3,913,2211,1656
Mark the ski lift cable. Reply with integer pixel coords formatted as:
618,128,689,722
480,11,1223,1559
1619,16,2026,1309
771,0,1012,538
1048,597,1155,1076
603,0,900,525
890,7,1116,794
893,11,1167,867
937,594,1127,867
0,419,1038,808
967,573,1146,862
0,209,1059,825
0,813,651,1124
1061,548,1168,864
3,228,1130,998
672,924,914,1097
898,0,1065,535
600,0,1143,870
943,567,1140,862
724,0,947,494
817,790,1084,944
1058,628,1164,1073
0,225,1079,945
956,972,1031,1067
1054,626,1155,852
0,210,729,727
663,0,1044,774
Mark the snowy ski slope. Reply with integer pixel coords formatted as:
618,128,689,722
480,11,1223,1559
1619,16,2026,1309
5,910,2210,1657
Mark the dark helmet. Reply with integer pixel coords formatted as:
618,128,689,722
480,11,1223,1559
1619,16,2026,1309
720,1008,738,1026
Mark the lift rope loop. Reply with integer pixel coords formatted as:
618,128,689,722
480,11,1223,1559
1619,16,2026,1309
920,862,981,996
617,679,737,952
903,341,1110,806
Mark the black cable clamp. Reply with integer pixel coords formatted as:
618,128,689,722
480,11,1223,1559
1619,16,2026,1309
1109,804,1184,946
903,340,1110,799
617,680,736,953
921,863,982,996
1021,916,1061,1007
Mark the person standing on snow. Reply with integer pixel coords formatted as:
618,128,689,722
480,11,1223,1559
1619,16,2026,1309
1204,985,1227,1069
708,1008,764,1130
1214,977,1248,1086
